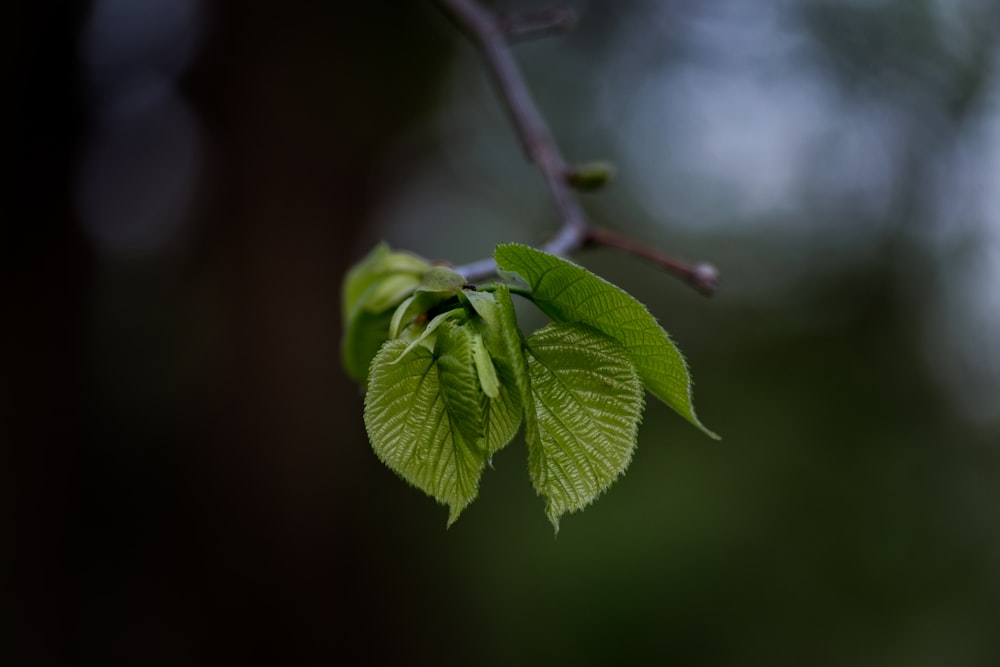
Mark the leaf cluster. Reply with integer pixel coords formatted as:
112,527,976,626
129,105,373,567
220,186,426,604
343,243,716,530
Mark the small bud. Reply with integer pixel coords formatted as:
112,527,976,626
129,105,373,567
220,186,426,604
566,161,617,192
689,263,719,297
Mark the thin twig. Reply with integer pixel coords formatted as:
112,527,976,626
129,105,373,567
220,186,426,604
584,227,718,297
434,0,587,241
434,0,717,296
497,8,577,42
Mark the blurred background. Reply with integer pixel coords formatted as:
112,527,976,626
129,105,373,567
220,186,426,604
9,0,1000,664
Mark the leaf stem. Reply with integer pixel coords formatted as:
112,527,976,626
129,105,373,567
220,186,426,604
434,0,716,297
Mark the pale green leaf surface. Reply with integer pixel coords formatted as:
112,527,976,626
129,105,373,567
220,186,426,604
461,289,497,319
388,293,420,340
419,266,466,295
483,286,535,446
471,331,500,399
388,268,469,339
436,321,488,451
435,320,520,459
524,322,644,531
466,287,524,456
342,243,429,319
364,339,487,525
388,307,466,364
495,243,717,439
363,274,426,314
482,377,521,458
342,244,433,383
388,292,437,340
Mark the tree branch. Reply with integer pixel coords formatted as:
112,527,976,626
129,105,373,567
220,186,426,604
497,7,577,42
434,0,717,297
584,227,719,297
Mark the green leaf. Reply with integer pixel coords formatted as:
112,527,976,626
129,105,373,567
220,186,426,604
482,374,522,459
389,266,468,339
436,321,488,452
473,285,532,454
342,308,395,383
363,274,427,314
388,293,427,340
419,266,466,295
460,288,498,324
524,322,644,531
467,287,523,388
342,243,430,319
364,338,487,526
471,330,500,399
461,288,523,457
387,307,465,364
341,243,433,383
495,243,718,439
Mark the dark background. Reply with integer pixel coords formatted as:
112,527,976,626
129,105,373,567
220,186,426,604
9,1,1000,665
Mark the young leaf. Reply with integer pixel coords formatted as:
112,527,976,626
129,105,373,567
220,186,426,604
436,321,488,452
342,244,433,383
461,288,523,457
495,243,718,439
387,307,466,364
364,338,487,526
482,373,522,459
466,288,523,387
389,293,427,340
419,266,467,295
471,330,500,399
362,274,427,314
473,285,534,453
523,322,644,531
343,308,395,383
342,243,430,319
389,266,468,338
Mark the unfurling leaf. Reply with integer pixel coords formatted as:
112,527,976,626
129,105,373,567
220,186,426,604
389,265,468,339
523,322,644,531
471,331,500,399
456,289,527,454
341,244,432,382
342,308,396,385
386,307,466,364
495,243,718,439
436,321,489,459
342,243,430,319
420,265,467,295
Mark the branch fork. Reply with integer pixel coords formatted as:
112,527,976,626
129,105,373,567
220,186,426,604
434,0,717,297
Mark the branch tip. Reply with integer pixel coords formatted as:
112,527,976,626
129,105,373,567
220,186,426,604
689,263,719,297
498,7,578,41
